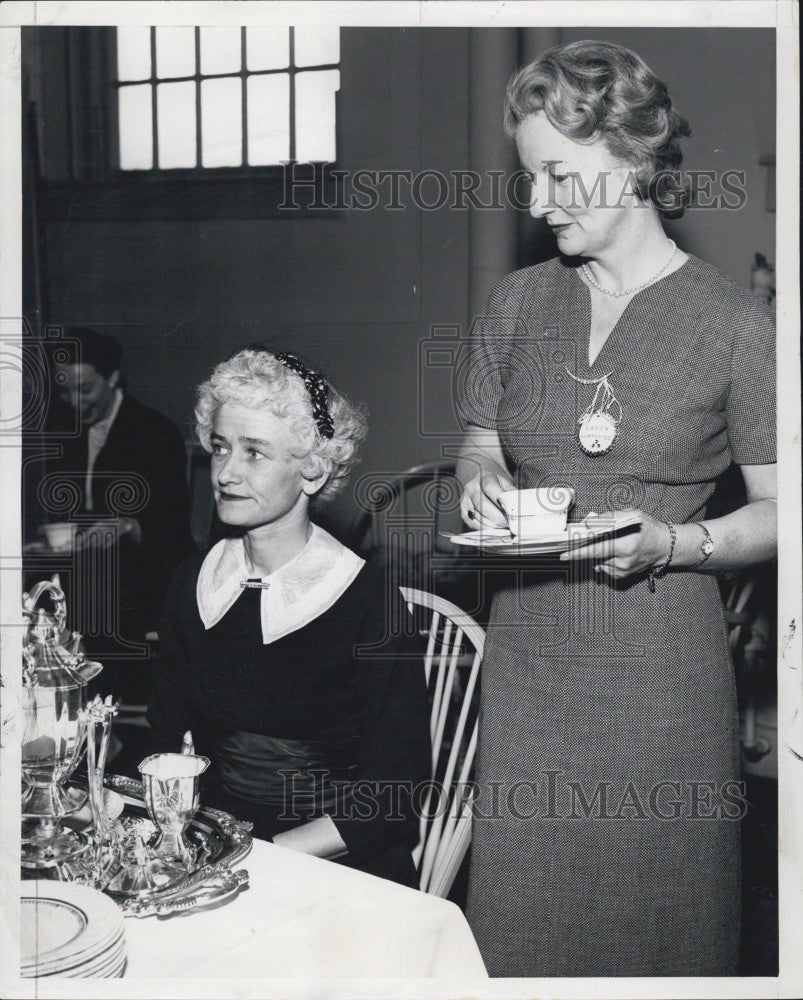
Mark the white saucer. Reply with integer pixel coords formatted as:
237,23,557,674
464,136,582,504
443,512,642,555
24,540,69,555
21,880,125,978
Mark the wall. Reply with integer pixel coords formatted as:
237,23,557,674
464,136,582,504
25,28,473,531
24,27,775,532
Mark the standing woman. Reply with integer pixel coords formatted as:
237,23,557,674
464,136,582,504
457,41,776,975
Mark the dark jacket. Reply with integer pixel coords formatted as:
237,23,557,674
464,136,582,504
45,393,195,634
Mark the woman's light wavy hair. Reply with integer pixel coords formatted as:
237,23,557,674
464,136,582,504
504,40,691,218
195,348,367,505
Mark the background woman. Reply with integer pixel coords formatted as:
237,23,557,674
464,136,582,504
148,346,430,886
38,328,195,699
457,41,776,975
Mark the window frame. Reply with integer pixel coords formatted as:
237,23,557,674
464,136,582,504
113,25,341,176
29,26,343,223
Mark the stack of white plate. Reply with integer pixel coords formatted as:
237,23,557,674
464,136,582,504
21,881,127,978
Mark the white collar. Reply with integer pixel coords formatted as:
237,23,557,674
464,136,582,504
196,524,365,645
89,388,123,440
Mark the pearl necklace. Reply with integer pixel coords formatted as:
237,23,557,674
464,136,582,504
581,240,678,298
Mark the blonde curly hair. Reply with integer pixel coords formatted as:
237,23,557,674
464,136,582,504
195,347,367,504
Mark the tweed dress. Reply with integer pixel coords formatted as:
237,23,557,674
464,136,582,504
463,254,775,977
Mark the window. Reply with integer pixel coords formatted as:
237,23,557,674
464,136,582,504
116,26,340,170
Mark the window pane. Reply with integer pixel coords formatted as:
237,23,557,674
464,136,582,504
155,27,195,79
245,27,289,71
157,81,196,168
295,70,339,162
118,84,153,169
247,74,290,165
201,77,242,167
117,26,151,82
200,26,241,76
294,27,339,68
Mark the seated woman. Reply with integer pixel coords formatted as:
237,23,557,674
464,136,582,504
147,346,431,886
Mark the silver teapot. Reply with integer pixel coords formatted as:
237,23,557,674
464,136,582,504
21,574,103,867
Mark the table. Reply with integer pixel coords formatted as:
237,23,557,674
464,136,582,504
122,836,488,980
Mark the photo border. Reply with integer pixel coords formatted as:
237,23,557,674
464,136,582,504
1,2,799,998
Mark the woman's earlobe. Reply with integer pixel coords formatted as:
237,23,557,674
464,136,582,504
301,473,327,497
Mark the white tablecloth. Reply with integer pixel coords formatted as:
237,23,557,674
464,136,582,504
122,837,487,981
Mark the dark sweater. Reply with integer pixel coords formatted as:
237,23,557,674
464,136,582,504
147,554,431,886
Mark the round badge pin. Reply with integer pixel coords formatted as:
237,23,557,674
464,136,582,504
578,411,618,456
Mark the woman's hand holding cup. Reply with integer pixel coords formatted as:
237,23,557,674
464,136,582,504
461,472,517,529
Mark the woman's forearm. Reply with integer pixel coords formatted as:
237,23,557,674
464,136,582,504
272,815,348,859
666,464,776,573
665,499,776,572
456,452,507,487
456,426,511,487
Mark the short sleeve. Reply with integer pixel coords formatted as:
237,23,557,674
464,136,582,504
458,271,526,430
725,299,776,465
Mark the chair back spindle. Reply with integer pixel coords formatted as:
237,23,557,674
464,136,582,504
401,587,485,897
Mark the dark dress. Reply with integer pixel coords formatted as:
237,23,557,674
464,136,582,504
147,556,431,887
462,255,775,976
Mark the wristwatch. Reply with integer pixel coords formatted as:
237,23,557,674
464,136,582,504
694,523,714,568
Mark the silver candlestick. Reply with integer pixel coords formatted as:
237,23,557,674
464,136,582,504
84,695,121,871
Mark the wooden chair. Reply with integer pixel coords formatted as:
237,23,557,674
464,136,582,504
350,462,468,585
400,586,485,897
724,571,774,763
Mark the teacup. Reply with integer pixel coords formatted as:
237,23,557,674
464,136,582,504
41,522,74,552
498,487,575,539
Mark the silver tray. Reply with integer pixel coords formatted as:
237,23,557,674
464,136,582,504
53,773,253,917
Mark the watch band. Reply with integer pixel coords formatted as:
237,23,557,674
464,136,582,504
693,523,714,569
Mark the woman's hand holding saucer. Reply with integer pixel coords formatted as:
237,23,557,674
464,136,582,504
461,472,516,529
559,508,670,581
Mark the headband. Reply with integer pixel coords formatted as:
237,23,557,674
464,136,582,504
275,352,335,439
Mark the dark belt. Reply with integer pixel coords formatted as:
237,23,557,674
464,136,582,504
214,730,357,814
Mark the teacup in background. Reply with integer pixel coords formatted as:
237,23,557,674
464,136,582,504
40,522,74,552
498,487,575,539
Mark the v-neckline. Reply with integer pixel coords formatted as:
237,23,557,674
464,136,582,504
572,257,692,370
585,296,635,369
